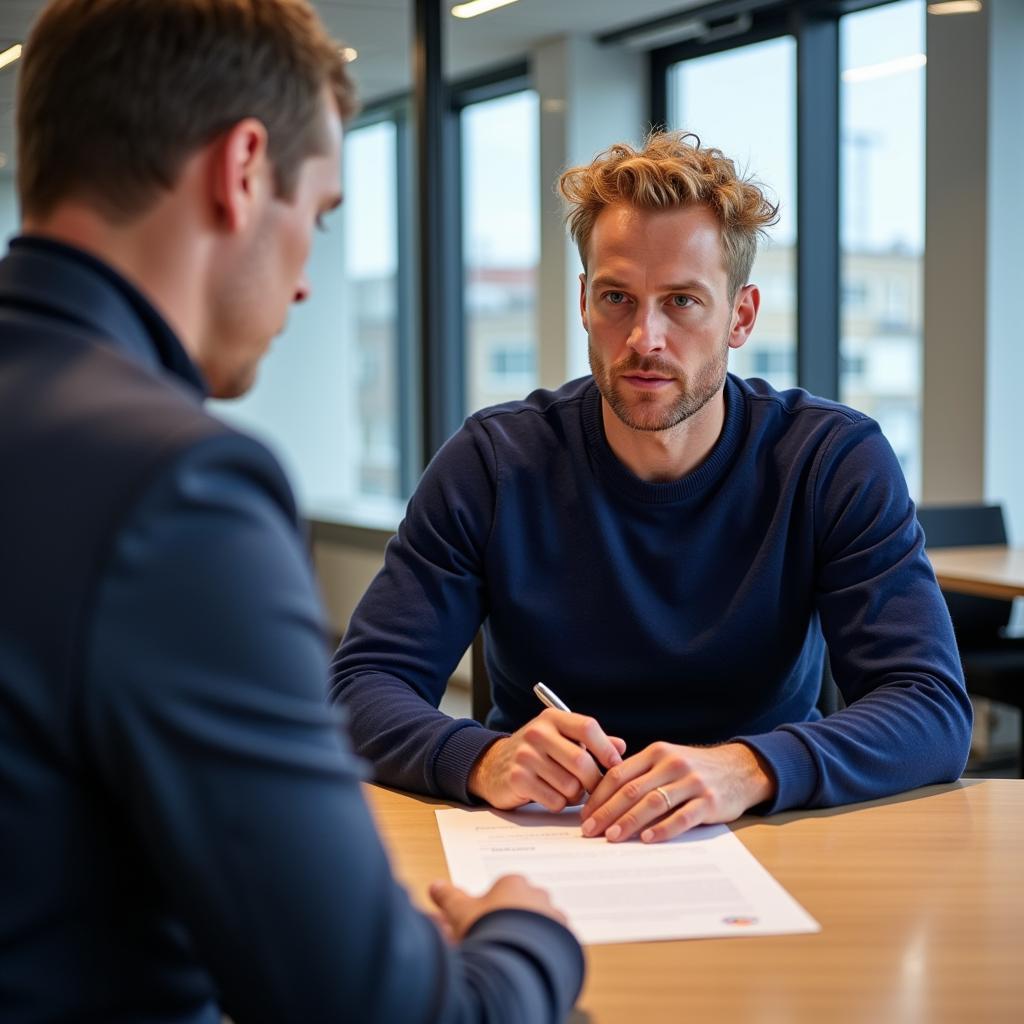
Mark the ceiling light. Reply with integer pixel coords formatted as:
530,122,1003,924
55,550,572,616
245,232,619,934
452,0,519,20
927,1,983,13
0,43,22,71
842,53,927,84
340,46,358,63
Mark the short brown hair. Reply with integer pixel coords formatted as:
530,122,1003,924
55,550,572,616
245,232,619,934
17,0,359,221
558,131,779,299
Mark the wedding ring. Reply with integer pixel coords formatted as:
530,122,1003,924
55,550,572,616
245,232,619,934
655,786,673,814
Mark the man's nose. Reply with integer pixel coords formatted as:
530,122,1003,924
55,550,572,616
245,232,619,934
627,308,667,355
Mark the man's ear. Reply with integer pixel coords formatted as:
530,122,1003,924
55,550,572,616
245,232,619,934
579,273,589,332
728,283,760,351
211,118,271,233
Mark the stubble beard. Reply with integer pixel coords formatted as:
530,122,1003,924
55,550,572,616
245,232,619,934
588,339,730,433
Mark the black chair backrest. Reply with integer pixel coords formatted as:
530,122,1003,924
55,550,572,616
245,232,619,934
471,630,493,725
916,503,1011,640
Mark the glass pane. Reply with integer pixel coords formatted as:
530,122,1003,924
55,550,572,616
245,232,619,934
461,90,540,413
840,0,926,498
339,121,403,505
208,0,415,526
215,118,405,523
669,37,797,390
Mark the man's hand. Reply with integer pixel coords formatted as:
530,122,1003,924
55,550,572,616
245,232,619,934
579,741,776,843
468,709,626,812
428,875,570,943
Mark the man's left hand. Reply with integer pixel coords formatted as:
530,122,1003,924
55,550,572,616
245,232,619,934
579,742,776,844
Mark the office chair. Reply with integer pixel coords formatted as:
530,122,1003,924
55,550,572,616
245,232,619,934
471,630,492,725
917,503,1024,775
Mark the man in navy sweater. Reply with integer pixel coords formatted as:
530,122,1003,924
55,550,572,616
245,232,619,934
331,132,971,844
0,1,583,1020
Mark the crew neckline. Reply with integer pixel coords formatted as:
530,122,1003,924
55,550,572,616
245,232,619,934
581,374,748,503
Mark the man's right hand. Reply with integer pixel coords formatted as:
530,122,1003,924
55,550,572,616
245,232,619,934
467,709,626,811
429,875,569,942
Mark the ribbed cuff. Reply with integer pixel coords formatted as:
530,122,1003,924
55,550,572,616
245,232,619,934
733,728,818,814
432,721,508,804
466,908,586,1009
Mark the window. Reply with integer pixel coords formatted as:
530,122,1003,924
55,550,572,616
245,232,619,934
460,90,540,413
339,121,404,504
668,37,797,390
840,0,925,497
214,116,407,522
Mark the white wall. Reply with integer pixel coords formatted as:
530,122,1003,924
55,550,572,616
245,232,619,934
922,0,1024,547
984,0,1024,546
921,3,988,506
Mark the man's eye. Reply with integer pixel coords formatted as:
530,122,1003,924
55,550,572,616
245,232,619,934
671,295,694,307
605,291,626,304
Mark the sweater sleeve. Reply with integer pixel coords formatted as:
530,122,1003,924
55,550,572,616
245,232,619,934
81,433,583,1024
738,417,973,812
330,418,508,802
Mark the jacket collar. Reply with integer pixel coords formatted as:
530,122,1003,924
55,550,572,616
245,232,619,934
0,234,208,397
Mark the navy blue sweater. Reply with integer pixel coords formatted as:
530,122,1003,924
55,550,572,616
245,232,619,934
331,375,972,812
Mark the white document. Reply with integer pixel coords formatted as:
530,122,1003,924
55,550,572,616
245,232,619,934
435,806,819,945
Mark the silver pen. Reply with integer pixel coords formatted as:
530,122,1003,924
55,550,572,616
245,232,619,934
533,681,571,713
533,681,605,778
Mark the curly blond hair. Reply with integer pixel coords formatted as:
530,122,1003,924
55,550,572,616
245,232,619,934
558,131,779,298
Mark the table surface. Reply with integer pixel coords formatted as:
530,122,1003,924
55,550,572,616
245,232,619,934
367,780,1024,1024
927,544,1024,600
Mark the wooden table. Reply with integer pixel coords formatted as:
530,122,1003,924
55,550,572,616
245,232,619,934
367,781,1024,1024
927,545,1024,600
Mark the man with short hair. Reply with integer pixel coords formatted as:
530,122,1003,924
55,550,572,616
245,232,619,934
331,132,971,843
0,1,583,1020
